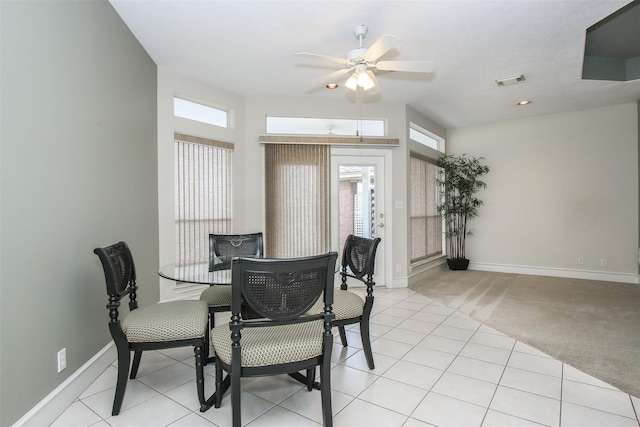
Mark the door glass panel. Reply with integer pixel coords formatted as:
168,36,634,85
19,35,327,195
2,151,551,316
338,165,376,248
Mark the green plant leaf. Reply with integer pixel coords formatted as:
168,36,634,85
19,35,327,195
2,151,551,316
437,154,490,260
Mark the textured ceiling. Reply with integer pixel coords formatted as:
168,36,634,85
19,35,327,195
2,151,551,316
110,0,640,129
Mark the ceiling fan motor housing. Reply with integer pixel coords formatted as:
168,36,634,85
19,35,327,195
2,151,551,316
347,48,368,62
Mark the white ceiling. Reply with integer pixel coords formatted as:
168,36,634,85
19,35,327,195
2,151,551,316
110,0,639,129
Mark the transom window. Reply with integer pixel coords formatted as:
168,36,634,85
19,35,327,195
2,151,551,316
174,97,228,128
410,123,444,153
266,116,385,137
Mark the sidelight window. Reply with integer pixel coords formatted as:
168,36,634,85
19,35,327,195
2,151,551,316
410,154,443,262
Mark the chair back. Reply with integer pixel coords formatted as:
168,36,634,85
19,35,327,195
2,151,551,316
231,253,337,322
94,241,137,307
341,235,382,282
210,232,264,260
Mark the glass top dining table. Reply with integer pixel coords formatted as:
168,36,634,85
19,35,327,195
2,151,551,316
159,255,340,285
158,256,234,285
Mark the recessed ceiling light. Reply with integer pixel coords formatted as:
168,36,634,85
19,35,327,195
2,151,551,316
326,83,338,89
517,100,532,106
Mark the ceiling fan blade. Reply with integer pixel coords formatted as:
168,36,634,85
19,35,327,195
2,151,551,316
375,60,436,73
362,34,400,62
306,67,353,87
295,52,350,65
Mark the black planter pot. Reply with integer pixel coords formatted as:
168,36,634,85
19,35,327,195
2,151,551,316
447,258,470,270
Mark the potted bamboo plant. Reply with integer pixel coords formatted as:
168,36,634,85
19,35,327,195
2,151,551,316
437,154,490,270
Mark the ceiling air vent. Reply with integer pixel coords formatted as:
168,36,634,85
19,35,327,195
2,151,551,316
495,74,525,86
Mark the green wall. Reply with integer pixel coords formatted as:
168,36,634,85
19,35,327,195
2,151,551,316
0,1,158,424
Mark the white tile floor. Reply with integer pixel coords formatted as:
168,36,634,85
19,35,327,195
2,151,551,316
52,287,640,427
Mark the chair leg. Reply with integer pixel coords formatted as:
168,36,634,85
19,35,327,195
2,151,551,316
320,360,333,427
337,325,348,347
360,319,375,370
112,344,131,416
214,361,223,408
306,368,315,391
203,325,211,364
129,350,142,379
231,368,241,427
194,345,210,412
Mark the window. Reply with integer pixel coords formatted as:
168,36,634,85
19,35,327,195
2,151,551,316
174,133,232,262
410,154,442,262
266,116,385,136
264,144,330,257
174,97,228,128
410,123,444,153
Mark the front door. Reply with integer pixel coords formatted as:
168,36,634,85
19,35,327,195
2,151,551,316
331,151,387,287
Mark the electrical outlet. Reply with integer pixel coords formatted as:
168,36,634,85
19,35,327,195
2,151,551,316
600,258,607,267
578,257,584,265
396,263,402,273
57,348,66,373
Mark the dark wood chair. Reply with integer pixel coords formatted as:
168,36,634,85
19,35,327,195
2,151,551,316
199,232,264,328
94,241,214,415
333,235,382,369
211,252,337,427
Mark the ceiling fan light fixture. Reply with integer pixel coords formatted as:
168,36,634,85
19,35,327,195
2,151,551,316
344,74,358,90
357,71,375,90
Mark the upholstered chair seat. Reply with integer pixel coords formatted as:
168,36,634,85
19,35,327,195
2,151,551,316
199,285,232,311
310,291,364,320
211,320,324,367
122,300,208,343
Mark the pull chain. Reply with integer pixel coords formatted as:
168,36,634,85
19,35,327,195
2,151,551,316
357,87,364,142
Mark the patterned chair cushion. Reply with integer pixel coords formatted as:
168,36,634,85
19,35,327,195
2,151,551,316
211,320,324,367
199,285,232,308
122,300,208,343
309,290,364,320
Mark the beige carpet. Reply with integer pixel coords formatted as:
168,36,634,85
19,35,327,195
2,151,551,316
410,268,640,398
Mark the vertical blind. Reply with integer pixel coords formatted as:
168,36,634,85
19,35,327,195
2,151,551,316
174,133,233,262
264,144,330,258
410,154,442,262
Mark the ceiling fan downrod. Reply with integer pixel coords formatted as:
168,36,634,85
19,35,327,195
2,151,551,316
353,25,368,48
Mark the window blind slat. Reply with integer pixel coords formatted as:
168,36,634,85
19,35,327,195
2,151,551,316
410,154,442,262
175,136,232,262
265,144,330,258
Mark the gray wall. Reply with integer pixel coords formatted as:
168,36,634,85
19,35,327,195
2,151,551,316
0,1,158,425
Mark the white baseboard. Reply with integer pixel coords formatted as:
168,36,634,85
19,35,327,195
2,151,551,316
391,277,409,288
13,343,116,427
470,262,639,284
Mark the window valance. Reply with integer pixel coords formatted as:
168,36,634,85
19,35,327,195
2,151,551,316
259,135,398,146
175,132,234,150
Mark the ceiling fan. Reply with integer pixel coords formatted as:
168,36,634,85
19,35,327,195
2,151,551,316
296,25,435,93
